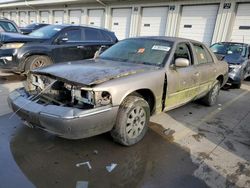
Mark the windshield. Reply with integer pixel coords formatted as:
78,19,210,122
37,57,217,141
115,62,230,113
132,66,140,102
211,43,247,57
29,25,63,39
0,21,18,33
99,39,173,66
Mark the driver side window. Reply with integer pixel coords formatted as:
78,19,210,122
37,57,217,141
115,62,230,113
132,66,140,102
61,29,81,41
174,43,192,65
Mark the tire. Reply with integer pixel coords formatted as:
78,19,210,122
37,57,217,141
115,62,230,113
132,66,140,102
24,55,52,74
111,95,150,146
202,80,220,106
232,82,241,89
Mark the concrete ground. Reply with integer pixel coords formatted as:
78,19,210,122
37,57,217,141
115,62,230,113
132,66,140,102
0,71,250,188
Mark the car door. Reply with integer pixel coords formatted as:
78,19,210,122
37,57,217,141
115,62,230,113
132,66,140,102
165,42,201,110
52,28,84,63
192,43,217,97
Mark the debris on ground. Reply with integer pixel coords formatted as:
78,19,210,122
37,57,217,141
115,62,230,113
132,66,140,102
106,163,117,172
93,150,98,155
76,161,92,170
76,181,88,188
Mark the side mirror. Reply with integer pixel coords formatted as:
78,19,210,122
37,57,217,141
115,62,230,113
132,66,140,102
175,58,190,67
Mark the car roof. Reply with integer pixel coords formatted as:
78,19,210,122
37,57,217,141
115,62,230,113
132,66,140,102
54,24,113,32
126,36,203,44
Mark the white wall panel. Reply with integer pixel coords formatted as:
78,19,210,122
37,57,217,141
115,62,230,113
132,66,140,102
139,7,168,36
231,3,250,43
178,5,219,45
111,8,132,40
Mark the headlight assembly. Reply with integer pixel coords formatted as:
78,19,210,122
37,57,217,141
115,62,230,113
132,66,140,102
1,42,24,49
95,91,112,106
73,89,112,107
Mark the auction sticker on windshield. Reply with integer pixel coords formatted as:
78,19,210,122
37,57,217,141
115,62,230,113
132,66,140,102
152,45,171,52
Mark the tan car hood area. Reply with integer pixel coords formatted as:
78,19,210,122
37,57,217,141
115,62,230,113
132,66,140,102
31,59,159,86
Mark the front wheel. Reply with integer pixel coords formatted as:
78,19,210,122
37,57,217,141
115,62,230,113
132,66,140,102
111,95,150,146
24,55,52,74
202,80,220,106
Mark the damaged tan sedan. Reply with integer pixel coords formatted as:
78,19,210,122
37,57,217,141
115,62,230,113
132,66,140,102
8,37,228,146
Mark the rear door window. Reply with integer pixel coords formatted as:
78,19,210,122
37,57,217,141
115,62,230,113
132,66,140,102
84,28,106,41
193,44,212,64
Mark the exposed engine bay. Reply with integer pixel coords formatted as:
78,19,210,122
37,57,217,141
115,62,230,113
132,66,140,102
25,74,112,109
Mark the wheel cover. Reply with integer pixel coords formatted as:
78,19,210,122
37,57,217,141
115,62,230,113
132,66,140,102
126,106,146,139
211,83,220,103
31,59,46,69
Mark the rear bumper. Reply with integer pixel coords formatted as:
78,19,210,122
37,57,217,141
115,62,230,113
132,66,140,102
8,88,119,139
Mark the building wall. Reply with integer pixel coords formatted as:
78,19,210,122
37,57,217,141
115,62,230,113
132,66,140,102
1,0,250,44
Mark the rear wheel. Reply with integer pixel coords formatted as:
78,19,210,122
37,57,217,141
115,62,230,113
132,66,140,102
24,55,52,74
202,80,220,106
111,95,150,146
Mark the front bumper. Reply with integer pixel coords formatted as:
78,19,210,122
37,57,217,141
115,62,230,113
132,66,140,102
228,71,242,84
8,88,119,139
0,49,21,72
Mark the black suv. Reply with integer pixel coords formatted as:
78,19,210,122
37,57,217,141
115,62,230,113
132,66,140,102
0,17,20,33
0,24,118,73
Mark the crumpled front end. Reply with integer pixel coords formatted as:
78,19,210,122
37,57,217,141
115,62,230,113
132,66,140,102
228,64,244,84
8,74,119,139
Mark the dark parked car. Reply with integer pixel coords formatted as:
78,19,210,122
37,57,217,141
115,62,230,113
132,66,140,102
0,24,118,73
8,37,228,146
0,17,20,33
20,23,49,34
211,42,250,88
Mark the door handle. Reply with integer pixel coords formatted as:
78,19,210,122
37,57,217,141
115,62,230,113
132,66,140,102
77,45,85,49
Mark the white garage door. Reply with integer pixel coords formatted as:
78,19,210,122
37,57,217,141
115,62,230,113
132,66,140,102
88,9,104,27
54,10,64,24
140,7,168,36
69,10,81,25
3,12,10,19
40,11,50,24
231,4,250,43
111,8,132,40
10,12,18,24
178,5,218,45
19,11,27,27
29,11,37,24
